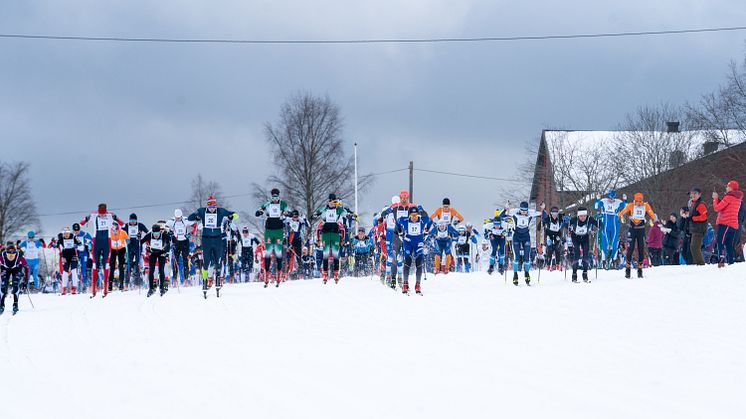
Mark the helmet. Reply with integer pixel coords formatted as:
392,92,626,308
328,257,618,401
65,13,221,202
391,196,401,205
607,189,617,199
634,193,644,202
519,201,529,211
442,197,450,206
72,223,81,231
328,193,337,201
27,231,35,238
270,188,280,197
399,190,410,200
174,209,183,218
152,224,161,233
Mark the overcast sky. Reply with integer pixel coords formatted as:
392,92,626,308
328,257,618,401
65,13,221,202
2,0,746,237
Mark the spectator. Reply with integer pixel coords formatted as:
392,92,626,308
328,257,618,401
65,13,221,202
688,188,708,265
677,206,692,264
712,180,744,266
661,213,679,265
646,220,664,266
735,200,746,262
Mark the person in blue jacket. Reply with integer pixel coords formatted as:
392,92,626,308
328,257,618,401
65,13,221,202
484,213,509,275
429,219,459,274
71,223,93,291
19,231,44,290
395,207,432,295
593,189,626,269
508,201,543,286
351,227,374,277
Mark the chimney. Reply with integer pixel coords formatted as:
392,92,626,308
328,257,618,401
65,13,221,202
703,141,719,156
666,121,680,133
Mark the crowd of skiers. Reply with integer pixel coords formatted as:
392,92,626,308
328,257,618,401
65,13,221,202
1,180,743,312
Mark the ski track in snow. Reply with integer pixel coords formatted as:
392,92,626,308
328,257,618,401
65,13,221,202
1,265,745,419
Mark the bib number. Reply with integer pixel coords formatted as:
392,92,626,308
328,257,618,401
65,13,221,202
63,239,75,249
128,225,139,238
150,239,163,251
205,213,218,228
632,206,645,221
98,217,110,230
407,223,421,236
268,204,281,218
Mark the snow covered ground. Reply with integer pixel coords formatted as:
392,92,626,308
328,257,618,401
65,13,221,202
2,264,745,419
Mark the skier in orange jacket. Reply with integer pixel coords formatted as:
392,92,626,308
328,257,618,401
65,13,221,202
618,193,657,279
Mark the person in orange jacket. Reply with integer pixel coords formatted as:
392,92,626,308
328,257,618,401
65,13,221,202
430,198,465,226
109,223,129,293
618,193,657,279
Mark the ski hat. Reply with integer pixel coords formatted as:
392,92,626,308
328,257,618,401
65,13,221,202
72,223,81,231
292,209,299,217
408,207,419,217
550,206,559,214
98,203,107,214
438,219,448,228
519,201,529,211
690,187,702,194
607,189,617,199
152,224,161,232
577,207,588,217
27,231,35,238
357,226,366,233
727,180,739,190
111,223,119,230
270,188,280,197
206,196,217,208
129,213,137,221
399,190,410,200
466,222,473,228
634,193,644,202
174,209,183,218
242,226,249,233
442,197,450,206
391,196,401,205
328,193,337,201
62,226,71,235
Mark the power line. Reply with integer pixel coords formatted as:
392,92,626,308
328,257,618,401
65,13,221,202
1,26,745,46
370,168,408,176
414,168,525,183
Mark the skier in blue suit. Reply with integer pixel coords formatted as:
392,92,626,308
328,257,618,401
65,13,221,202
593,189,626,269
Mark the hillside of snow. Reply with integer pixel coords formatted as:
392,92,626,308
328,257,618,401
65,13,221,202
2,264,745,419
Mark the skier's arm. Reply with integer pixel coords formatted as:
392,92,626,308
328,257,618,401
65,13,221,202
80,214,91,226
645,203,657,222
452,209,465,223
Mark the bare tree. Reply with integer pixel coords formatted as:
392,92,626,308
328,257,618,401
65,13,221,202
186,174,227,215
254,92,371,227
0,161,39,242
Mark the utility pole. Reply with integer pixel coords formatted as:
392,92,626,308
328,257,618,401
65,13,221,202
408,161,414,202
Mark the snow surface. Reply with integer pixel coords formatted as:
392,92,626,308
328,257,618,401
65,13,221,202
2,264,745,419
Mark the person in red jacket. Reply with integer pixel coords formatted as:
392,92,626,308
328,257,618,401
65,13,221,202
646,221,664,266
712,180,744,266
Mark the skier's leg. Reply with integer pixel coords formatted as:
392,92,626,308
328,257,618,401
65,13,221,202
158,255,167,292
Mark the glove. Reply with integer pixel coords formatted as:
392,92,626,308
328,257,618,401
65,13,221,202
255,210,263,217
232,213,240,221
596,194,601,200
540,202,546,210
622,194,627,201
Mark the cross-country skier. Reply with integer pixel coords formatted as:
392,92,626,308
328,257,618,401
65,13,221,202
483,213,509,275
238,227,260,282
429,219,459,274
313,193,348,284
57,227,83,295
71,223,92,291
395,206,432,295
19,231,43,291
166,209,197,286
430,198,465,226
508,201,543,286
352,227,374,277
542,207,567,271
568,207,601,283
379,196,405,287
255,188,289,286
189,196,238,296
285,210,309,277
124,214,148,288
593,190,626,269
141,224,172,297
80,203,124,297
0,244,29,315
618,193,657,279
109,223,129,292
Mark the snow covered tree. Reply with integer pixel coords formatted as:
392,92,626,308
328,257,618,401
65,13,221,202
0,161,39,242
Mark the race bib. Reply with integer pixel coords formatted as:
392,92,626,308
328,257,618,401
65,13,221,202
441,212,451,223
457,236,467,245
150,238,163,250
63,239,75,249
241,237,253,247
97,217,110,231
385,213,396,229
267,204,281,218
289,220,300,231
604,200,617,214
407,223,421,236
575,225,588,235
549,222,561,232
205,213,218,228
632,206,645,220
324,209,338,223
491,226,503,235
25,242,39,258
76,237,86,251
515,215,529,229
128,225,139,238
437,230,448,239
175,224,186,238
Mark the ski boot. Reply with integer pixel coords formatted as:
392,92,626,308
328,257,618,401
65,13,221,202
0,304,4,315
415,282,422,295
71,286,77,295
625,266,631,279
388,276,396,290
61,287,67,296
263,272,269,288
334,271,340,284
487,265,494,275
12,302,18,315
402,282,409,294
637,268,643,279
524,272,531,286
512,271,519,286
571,272,578,283
160,288,167,297
498,265,504,275
582,271,589,283
146,288,155,297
